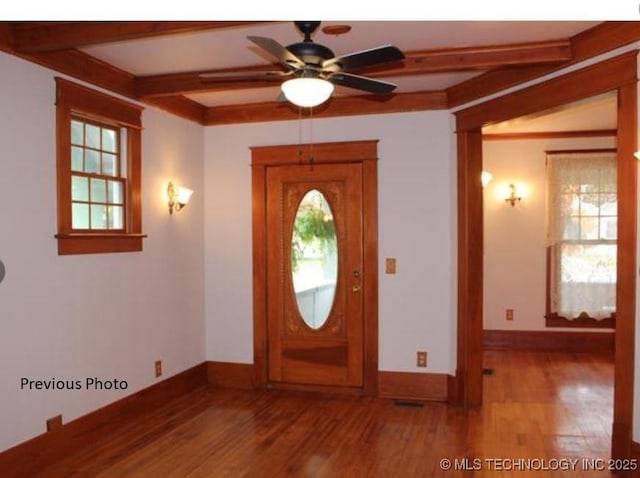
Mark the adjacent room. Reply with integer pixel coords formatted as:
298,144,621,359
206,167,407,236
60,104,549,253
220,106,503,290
0,19,638,476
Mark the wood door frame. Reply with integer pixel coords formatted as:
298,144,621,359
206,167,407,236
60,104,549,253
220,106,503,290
453,50,638,459
251,140,379,395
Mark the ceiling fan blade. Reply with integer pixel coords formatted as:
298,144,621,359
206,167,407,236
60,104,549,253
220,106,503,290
328,72,397,94
322,45,404,72
247,36,305,69
199,70,292,82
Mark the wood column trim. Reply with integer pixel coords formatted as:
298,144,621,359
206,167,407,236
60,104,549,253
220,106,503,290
611,80,638,461
451,128,484,407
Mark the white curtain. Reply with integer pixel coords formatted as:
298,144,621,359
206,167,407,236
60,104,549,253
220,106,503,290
546,151,616,320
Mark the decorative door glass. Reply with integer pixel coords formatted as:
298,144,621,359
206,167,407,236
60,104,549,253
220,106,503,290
290,189,338,329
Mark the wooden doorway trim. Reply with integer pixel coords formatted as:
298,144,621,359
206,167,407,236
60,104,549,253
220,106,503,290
453,50,638,458
251,140,379,395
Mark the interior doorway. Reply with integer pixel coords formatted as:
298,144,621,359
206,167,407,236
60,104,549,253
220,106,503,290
482,92,618,339
454,51,637,459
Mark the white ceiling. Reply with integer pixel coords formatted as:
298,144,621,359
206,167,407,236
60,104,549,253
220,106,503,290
80,21,600,107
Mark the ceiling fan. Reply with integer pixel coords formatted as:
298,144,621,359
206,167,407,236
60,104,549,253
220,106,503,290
201,21,405,107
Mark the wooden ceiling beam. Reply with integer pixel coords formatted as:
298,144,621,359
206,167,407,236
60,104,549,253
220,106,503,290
204,90,448,125
368,39,571,76
135,39,573,98
455,50,637,131
135,65,281,98
447,21,640,108
13,48,137,98
144,95,207,124
0,36,207,124
9,21,271,52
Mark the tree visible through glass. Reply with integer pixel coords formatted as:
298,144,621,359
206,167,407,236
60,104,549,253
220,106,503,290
291,190,338,329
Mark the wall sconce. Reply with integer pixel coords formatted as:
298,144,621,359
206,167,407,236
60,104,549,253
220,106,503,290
167,182,194,214
504,183,522,207
481,171,493,188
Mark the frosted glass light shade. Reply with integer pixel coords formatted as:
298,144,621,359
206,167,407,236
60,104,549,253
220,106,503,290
167,181,194,214
281,78,334,108
177,186,194,206
481,171,493,188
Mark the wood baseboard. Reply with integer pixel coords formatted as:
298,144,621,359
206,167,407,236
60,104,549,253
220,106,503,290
378,371,448,401
207,361,254,390
0,362,208,476
632,440,640,462
484,329,614,354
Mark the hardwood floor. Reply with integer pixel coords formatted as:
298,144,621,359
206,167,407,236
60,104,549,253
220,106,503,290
24,351,615,477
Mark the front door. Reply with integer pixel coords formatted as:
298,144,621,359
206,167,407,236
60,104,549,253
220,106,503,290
266,162,364,387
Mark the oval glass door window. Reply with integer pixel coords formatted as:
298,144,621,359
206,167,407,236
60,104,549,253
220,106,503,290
291,189,338,329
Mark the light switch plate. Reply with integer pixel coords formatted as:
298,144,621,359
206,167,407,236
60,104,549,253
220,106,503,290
385,258,397,274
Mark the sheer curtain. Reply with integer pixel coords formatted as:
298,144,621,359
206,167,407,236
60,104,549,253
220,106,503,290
546,151,617,320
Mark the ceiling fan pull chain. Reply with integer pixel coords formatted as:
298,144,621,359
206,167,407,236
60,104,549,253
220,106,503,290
309,107,315,171
297,106,304,164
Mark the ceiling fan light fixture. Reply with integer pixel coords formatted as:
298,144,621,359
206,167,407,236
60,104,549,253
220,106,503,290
281,77,334,108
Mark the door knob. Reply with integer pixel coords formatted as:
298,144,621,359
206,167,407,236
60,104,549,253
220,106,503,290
352,285,361,293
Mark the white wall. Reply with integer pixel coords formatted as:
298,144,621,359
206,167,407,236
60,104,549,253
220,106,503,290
0,52,205,452
483,136,615,331
204,111,457,374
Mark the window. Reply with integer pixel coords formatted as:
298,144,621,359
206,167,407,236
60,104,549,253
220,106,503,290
70,118,125,230
545,150,616,328
55,78,146,254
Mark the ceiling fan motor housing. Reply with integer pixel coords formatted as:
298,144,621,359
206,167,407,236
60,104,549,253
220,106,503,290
286,42,335,68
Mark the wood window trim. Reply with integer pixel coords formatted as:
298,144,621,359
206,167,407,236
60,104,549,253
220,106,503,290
545,313,615,329
55,78,146,254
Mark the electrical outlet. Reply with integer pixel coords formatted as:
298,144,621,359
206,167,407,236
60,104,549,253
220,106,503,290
416,351,427,368
155,360,162,378
506,309,514,321
46,414,62,432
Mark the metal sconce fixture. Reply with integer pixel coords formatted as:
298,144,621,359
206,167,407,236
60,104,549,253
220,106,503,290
167,182,194,214
504,183,522,207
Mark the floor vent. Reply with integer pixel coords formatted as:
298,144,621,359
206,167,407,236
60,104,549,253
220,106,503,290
393,400,425,408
